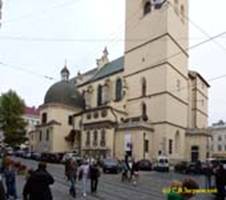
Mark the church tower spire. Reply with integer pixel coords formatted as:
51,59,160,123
60,60,70,81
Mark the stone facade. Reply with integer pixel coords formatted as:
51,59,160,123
32,0,211,162
208,121,226,158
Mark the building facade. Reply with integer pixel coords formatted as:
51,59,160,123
33,0,211,162
209,121,226,158
23,107,40,150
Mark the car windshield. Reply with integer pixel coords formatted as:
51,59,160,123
104,159,117,165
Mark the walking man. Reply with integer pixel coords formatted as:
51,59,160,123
66,159,78,198
90,161,100,193
215,164,226,200
23,162,54,200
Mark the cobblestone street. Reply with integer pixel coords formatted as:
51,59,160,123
10,158,216,200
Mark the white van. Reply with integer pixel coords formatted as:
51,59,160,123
154,156,169,172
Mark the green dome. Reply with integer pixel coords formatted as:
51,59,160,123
44,80,85,109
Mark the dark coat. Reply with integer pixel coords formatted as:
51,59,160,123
23,169,54,200
89,165,100,179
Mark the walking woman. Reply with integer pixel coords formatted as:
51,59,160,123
4,163,17,200
78,160,90,197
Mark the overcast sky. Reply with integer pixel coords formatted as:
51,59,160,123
0,0,226,125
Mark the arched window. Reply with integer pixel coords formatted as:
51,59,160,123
144,1,151,16
142,102,148,121
97,85,102,106
115,78,123,101
142,77,147,96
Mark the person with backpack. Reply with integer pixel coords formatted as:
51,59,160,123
90,161,100,193
23,162,54,200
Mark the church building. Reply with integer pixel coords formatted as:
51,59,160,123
32,0,211,162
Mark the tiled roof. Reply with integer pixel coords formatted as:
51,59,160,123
25,106,40,116
90,56,124,82
71,56,124,86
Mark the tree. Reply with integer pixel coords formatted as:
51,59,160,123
0,90,27,147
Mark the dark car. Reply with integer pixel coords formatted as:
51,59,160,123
31,152,41,161
102,159,120,174
174,161,188,173
185,161,203,174
137,159,152,171
41,153,63,163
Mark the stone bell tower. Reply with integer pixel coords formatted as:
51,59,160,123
123,0,189,160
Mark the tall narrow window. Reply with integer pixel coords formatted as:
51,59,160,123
42,113,47,124
100,129,106,147
97,85,102,106
180,5,185,23
46,129,49,141
174,0,179,14
115,79,122,101
93,131,98,146
39,131,42,141
142,103,148,121
169,139,173,154
144,1,151,15
142,78,147,96
68,115,73,125
86,131,90,146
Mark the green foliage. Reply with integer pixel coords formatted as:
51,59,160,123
0,90,27,147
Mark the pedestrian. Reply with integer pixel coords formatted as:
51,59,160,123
215,164,226,200
0,174,6,200
204,163,212,189
121,161,129,182
90,161,100,193
130,160,139,186
78,159,90,197
4,163,17,200
66,159,78,198
23,162,54,200
65,158,71,180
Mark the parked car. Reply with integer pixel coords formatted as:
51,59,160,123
174,161,188,173
102,159,121,174
31,152,41,161
61,152,80,163
153,156,169,172
137,159,152,171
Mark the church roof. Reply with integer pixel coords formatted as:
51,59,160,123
44,80,85,109
72,56,124,86
90,56,124,82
